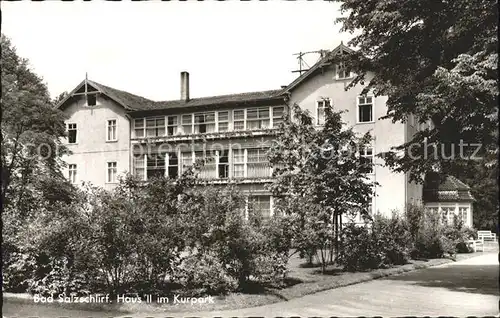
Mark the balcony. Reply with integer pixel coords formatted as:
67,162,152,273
192,162,272,184
131,128,280,144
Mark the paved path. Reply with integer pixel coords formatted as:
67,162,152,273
178,252,499,317
4,253,498,317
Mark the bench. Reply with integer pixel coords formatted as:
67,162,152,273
478,230,497,242
467,239,484,252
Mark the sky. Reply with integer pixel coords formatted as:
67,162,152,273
2,1,354,101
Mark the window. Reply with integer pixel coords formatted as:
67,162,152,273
68,164,77,183
194,112,215,134
316,99,330,125
358,96,373,123
87,94,96,106
134,119,145,138
232,149,245,178
441,207,455,225
146,154,165,179
458,207,469,223
107,162,117,183
133,155,145,180
167,116,178,136
182,114,193,134
67,123,77,144
409,114,416,127
272,106,285,128
336,62,351,79
218,150,229,178
218,111,229,132
167,152,178,178
106,119,117,141
193,151,216,179
360,147,374,173
181,152,193,173
246,107,270,130
247,148,270,178
357,194,374,222
366,197,373,215
427,207,439,214
247,148,268,163
248,196,271,220
146,117,165,137
233,110,245,131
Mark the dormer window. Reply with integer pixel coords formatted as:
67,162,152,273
87,93,96,106
336,62,351,80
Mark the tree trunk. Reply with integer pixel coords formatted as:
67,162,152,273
334,211,339,260
338,213,343,261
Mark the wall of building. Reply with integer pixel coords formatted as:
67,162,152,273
287,67,408,215
61,95,131,191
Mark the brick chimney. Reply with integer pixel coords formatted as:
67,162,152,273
180,71,189,101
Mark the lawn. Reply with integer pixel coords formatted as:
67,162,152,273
3,250,485,316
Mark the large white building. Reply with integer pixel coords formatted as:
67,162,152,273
57,43,474,226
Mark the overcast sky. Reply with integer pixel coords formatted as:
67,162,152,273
2,1,353,101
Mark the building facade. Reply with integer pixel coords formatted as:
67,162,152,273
57,44,473,226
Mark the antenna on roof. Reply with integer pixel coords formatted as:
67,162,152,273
85,72,88,97
291,50,327,76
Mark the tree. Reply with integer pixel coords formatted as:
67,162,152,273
452,157,499,232
1,34,69,213
335,0,498,183
268,103,376,272
53,92,69,106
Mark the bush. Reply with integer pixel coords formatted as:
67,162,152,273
371,213,412,265
448,218,477,254
338,214,411,271
179,186,292,289
4,176,292,296
406,205,477,258
339,223,384,271
175,253,237,295
252,252,289,286
412,209,452,258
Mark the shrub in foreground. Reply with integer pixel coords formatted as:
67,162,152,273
406,204,477,258
175,253,238,295
338,214,411,271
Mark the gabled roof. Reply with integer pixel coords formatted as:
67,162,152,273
56,80,156,111
89,80,157,110
423,173,475,202
281,42,355,94
56,80,284,112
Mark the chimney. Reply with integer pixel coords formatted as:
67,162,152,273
180,71,190,101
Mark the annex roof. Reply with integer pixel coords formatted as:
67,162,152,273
423,173,475,202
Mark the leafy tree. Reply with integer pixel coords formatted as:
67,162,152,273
268,103,376,272
53,91,69,106
335,0,498,232
335,0,498,183
1,34,69,213
452,158,499,232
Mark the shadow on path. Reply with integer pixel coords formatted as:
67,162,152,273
384,264,499,296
